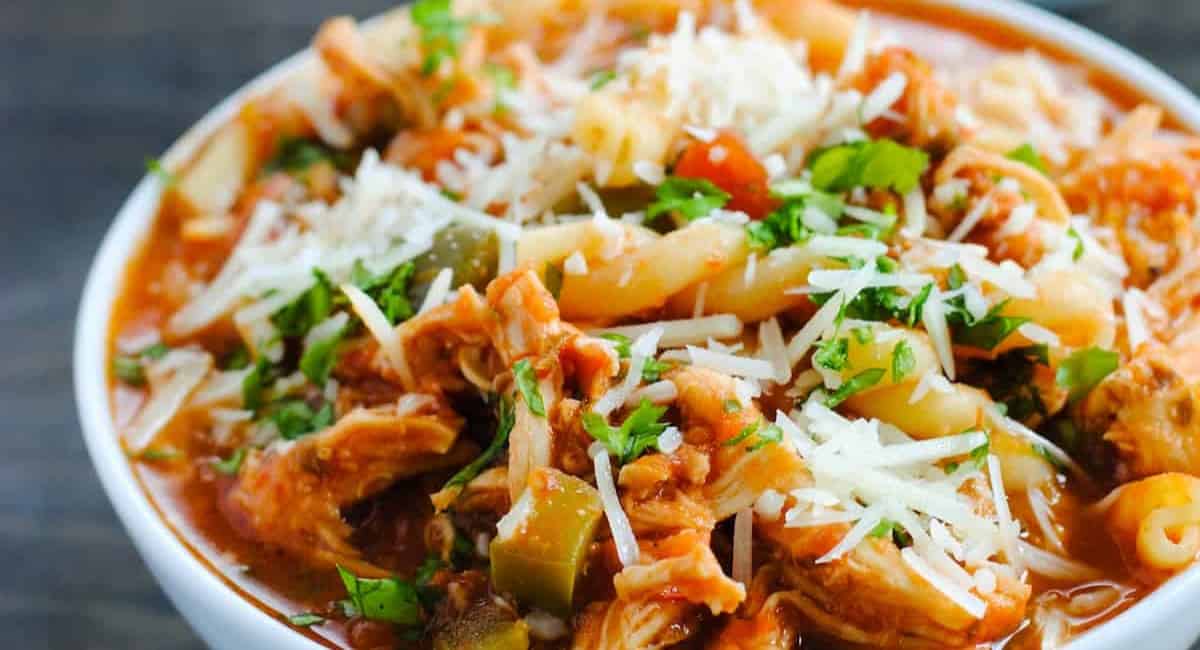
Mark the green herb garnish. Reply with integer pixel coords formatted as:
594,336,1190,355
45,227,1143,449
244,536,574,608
412,0,473,76
824,368,886,407
891,340,915,382
271,270,335,338
582,399,669,464
268,400,335,440
213,448,247,476
1007,143,1048,175
513,359,545,417
1056,347,1119,403
336,565,423,626
646,177,731,223
145,157,177,186
589,69,617,90
287,613,326,627
808,138,930,194
443,396,515,490
299,326,346,386
264,138,349,174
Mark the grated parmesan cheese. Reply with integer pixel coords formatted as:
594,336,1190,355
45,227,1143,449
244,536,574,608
590,442,639,566
418,268,454,314
592,314,742,348
688,345,777,380
564,250,589,275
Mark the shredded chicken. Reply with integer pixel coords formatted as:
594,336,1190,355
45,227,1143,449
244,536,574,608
223,402,471,575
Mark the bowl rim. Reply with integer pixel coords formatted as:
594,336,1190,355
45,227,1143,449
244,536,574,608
73,2,1200,648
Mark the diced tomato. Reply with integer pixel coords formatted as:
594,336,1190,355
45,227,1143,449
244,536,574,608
673,131,777,219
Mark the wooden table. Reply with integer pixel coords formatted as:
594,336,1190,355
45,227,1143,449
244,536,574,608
2,1,1197,647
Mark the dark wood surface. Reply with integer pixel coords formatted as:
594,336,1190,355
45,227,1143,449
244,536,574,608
2,1,1199,647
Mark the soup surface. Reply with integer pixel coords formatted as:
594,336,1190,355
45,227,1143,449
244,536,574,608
108,1,1200,648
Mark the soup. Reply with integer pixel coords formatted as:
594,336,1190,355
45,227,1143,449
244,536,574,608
107,1,1200,648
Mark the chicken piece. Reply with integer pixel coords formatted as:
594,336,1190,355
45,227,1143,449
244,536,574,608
851,47,961,149
1080,342,1200,479
314,16,436,131
573,532,738,650
613,530,746,616
223,403,472,575
429,466,510,514
1106,472,1200,585
707,590,803,650
486,268,571,365
618,449,715,535
572,598,699,650
669,366,810,519
760,521,1030,648
1061,106,1200,287
390,285,495,395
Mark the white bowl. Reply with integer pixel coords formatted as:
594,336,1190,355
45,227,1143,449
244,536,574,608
74,2,1200,648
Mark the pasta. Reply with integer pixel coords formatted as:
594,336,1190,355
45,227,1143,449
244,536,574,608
572,92,680,187
105,1,1200,648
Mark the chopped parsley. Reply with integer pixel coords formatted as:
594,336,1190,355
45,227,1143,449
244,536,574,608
484,62,516,112
581,398,669,464
723,422,759,447
722,420,787,451
271,270,335,338
411,0,473,76
589,69,617,90
136,447,181,462
646,176,731,223
1056,347,1119,403
722,399,743,413
242,358,274,412
814,337,850,371
851,326,874,345
1007,143,1048,175
824,368,886,407
287,613,326,627
808,138,930,194
112,356,147,386
112,343,171,386
443,396,515,490
868,518,912,546
640,358,672,382
351,260,417,325
891,340,915,382
145,157,176,186
222,345,251,371
513,359,545,416
967,436,991,470
264,138,348,174
748,424,784,452
956,302,1029,350
811,258,927,327
299,326,347,386
267,400,335,440
212,448,247,476
744,187,842,252
940,279,1030,350
598,333,671,381
336,565,423,626
599,333,632,357
1067,227,1085,261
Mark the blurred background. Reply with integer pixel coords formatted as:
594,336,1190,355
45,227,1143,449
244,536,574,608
1,0,1198,647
